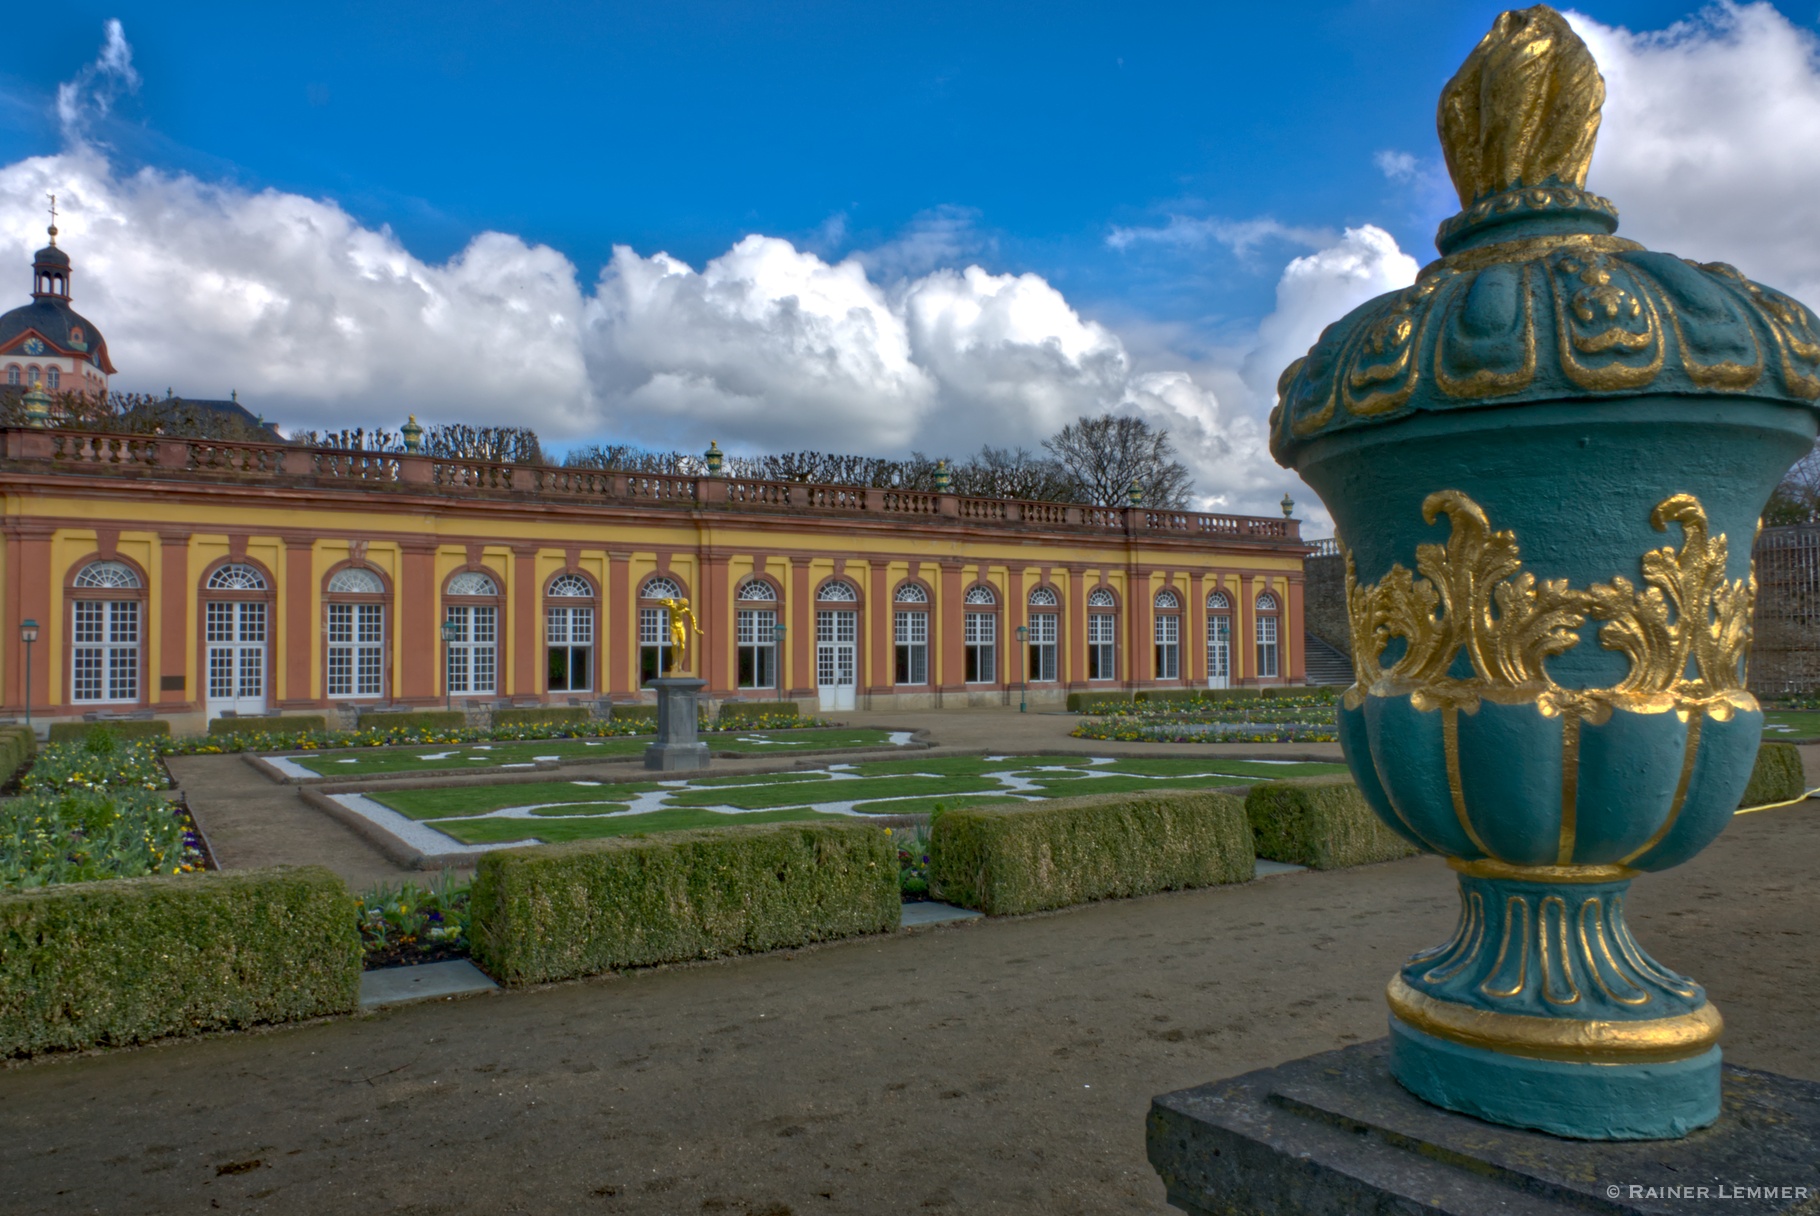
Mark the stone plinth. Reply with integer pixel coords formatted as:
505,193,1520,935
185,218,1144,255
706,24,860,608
1147,1039,1820,1215
643,677,709,771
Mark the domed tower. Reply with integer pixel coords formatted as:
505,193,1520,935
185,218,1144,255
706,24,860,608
1,202,115,400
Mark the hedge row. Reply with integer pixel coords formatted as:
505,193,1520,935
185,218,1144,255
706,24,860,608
356,709,466,732
1063,687,1322,712
607,703,658,725
209,714,329,735
1246,777,1423,869
48,719,170,743
493,706,589,727
470,822,898,985
929,790,1254,915
0,725,36,787
0,866,360,1057
1742,741,1807,808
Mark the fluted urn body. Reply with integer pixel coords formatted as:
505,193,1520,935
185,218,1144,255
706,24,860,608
1271,6,1820,1139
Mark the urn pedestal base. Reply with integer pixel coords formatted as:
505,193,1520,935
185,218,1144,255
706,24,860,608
1146,1040,1820,1216
1389,1018,1720,1140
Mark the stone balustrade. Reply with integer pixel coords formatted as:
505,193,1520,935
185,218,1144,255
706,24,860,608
1,425,1304,544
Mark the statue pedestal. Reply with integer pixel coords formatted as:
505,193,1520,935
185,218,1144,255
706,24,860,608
1147,1040,1820,1215
643,678,709,772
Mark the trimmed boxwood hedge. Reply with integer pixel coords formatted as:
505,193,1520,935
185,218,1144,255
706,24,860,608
492,706,589,727
718,700,800,723
469,822,899,985
1247,777,1423,870
0,865,360,1057
608,703,658,725
208,714,328,735
1741,741,1807,809
47,719,171,743
356,709,465,731
0,725,36,787
928,789,1254,916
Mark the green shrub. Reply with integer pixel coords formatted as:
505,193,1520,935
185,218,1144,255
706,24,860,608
608,703,658,725
0,725,36,787
1246,777,1422,869
492,706,589,727
48,718,170,743
356,709,465,732
1259,685,1316,699
718,700,800,723
209,714,328,735
470,822,899,985
928,789,1254,916
1741,741,1807,809
1065,691,1129,713
0,866,360,1057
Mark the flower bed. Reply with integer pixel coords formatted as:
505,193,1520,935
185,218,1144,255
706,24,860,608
356,872,471,969
158,711,833,757
1070,690,1340,743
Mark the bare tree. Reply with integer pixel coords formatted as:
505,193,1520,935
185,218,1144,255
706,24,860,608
1765,439,1820,526
1041,414,1193,508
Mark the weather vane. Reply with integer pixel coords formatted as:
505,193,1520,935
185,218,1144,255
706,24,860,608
46,193,58,245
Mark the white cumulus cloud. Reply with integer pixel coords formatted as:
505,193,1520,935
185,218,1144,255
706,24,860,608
1570,3,1820,306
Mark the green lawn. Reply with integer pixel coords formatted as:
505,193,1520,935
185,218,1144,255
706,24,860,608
1763,711,1820,741
282,728,905,776
359,752,1351,848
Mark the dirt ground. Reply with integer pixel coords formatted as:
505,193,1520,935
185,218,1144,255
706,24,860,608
3,797,1818,1214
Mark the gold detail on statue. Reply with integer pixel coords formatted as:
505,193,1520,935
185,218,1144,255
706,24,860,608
1580,897,1653,1006
1389,975,1722,1063
1438,6,1604,206
1539,895,1582,1005
1448,857,1637,883
1343,491,1756,721
1434,232,1639,275
1479,895,1531,999
657,597,703,664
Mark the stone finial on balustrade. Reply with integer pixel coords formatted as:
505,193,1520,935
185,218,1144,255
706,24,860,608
401,415,424,453
933,459,950,492
1127,479,1143,506
21,377,52,428
705,440,723,476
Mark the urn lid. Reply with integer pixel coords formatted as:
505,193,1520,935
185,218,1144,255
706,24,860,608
1269,5,1820,470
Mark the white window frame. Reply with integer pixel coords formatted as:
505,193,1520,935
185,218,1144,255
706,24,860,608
737,607,779,689
894,609,928,685
445,604,498,696
640,605,673,684
1027,611,1058,683
546,575,595,694
72,598,141,703
1154,611,1180,680
327,601,386,699
1088,611,1117,681
964,610,996,684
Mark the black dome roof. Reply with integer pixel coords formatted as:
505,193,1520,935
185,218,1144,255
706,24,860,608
32,244,70,269
0,297,115,374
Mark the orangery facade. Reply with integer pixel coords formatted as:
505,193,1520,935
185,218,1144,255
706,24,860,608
0,426,1310,730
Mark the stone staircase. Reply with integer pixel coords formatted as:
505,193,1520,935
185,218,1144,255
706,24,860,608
1304,633,1353,686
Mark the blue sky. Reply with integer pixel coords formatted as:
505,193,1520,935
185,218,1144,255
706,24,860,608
3,2,1819,520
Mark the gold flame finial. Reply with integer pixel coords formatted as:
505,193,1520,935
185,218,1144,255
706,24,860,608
1438,5,1605,207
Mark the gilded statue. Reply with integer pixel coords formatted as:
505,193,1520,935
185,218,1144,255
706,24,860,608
658,597,702,664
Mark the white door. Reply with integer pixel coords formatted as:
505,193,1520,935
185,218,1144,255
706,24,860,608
206,601,267,718
816,609,857,711
1207,615,1231,690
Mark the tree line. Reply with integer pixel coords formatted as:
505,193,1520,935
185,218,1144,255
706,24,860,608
0,385,1192,509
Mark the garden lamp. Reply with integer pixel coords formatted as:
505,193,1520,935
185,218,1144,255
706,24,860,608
439,618,460,710
20,619,37,729
772,622,787,701
1016,624,1028,713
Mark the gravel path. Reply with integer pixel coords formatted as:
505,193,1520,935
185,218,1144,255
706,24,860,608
3,796,1817,1215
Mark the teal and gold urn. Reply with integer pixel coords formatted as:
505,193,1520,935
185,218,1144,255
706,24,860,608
1271,6,1820,1140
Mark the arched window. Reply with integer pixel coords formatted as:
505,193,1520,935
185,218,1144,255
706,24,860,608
1255,591,1281,680
817,580,858,602
1154,588,1181,680
45,366,59,390
963,585,996,606
893,584,929,685
328,567,384,595
639,576,687,683
963,585,997,683
1207,590,1233,688
735,579,779,690
1027,587,1058,682
206,563,268,591
25,365,39,387
1087,588,1117,680
547,574,595,693
4,365,18,387
204,563,270,716
445,571,501,697
325,566,387,699
70,561,143,704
